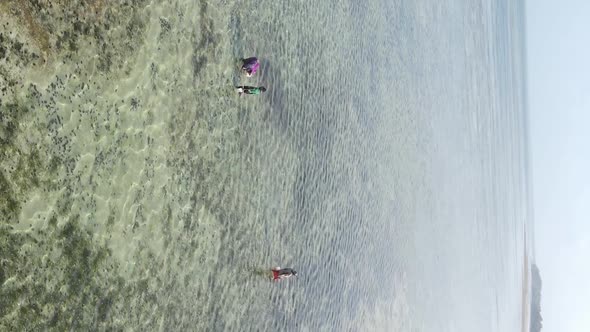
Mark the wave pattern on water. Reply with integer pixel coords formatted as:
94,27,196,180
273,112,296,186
1,0,528,331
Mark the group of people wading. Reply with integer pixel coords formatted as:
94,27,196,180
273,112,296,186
236,57,296,282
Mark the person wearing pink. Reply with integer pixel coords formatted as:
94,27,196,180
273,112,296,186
241,57,260,77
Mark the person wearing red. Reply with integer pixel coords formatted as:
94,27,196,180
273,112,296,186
271,267,297,281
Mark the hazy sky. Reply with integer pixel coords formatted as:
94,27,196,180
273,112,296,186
526,1,590,331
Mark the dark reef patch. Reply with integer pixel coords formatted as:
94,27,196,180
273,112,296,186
0,219,123,330
190,0,222,79
0,1,156,329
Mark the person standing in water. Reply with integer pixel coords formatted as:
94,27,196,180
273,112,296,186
236,86,266,96
240,57,260,77
271,267,297,281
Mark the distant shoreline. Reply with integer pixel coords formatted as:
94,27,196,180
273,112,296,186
521,231,531,332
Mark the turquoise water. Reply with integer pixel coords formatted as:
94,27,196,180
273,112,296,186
0,0,530,331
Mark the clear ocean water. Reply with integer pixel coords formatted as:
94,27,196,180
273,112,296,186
0,0,530,331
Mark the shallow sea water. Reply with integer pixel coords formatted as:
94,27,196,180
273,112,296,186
1,0,530,331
